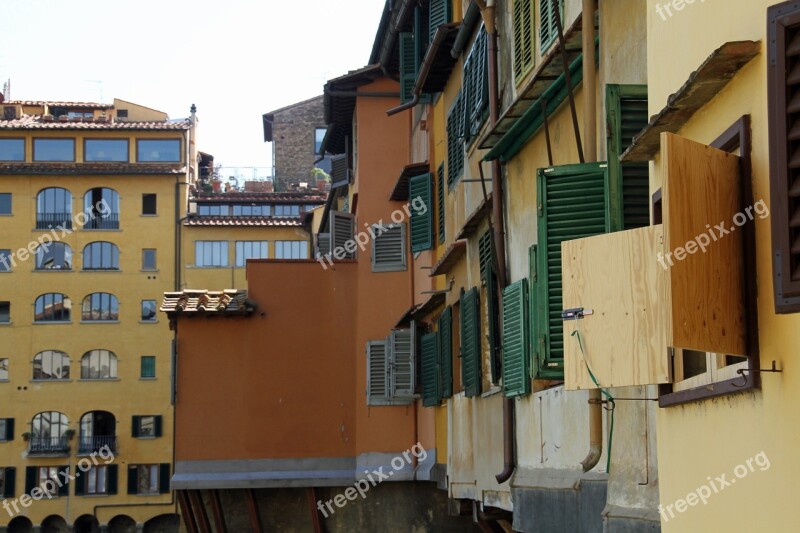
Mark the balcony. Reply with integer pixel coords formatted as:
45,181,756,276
83,214,119,230
78,435,117,455
36,213,72,230
28,436,69,455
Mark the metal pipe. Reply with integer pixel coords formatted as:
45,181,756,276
451,1,482,58
581,391,603,472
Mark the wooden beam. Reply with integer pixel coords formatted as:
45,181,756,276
188,490,211,533
177,490,199,533
209,489,228,533
245,488,263,533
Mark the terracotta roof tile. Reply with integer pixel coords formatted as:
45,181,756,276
0,162,186,175
160,289,255,315
183,216,305,227
0,115,190,130
194,192,327,203
7,100,114,109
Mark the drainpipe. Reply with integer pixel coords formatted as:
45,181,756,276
579,0,602,473
479,0,513,485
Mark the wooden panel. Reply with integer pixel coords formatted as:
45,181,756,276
562,225,669,390
662,132,746,355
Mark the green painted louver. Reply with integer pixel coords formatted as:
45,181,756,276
464,25,489,142
429,0,451,42
438,306,453,398
502,279,531,397
437,162,446,244
479,230,500,383
534,163,615,379
540,0,564,52
447,91,465,188
513,0,534,81
399,32,417,104
421,332,440,407
410,173,434,252
460,287,481,397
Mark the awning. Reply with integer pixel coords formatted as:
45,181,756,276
430,239,467,276
456,193,492,240
389,162,430,201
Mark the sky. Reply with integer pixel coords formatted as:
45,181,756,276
0,0,386,172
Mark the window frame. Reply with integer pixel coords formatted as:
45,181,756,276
314,127,326,155
539,0,564,53
372,223,407,272
140,356,156,379
274,240,309,260
80,349,118,380
142,194,157,216
83,138,129,163
194,241,229,268
140,300,157,322
142,249,157,271
34,293,71,323
82,241,120,271
0,192,11,215
235,241,268,267
0,301,9,324
32,138,76,162
0,138,25,162
81,292,120,322
136,139,182,163
32,350,71,381
0,358,8,380
0,250,11,272
34,242,72,271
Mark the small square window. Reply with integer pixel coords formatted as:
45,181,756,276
142,194,157,216
0,358,8,380
141,300,157,322
141,356,156,379
117,109,128,119
315,127,326,155
135,464,160,495
0,251,10,272
0,193,10,215
33,139,75,162
142,249,157,271
136,416,156,437
0,302,9,323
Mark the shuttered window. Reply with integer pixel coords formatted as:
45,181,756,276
367,341,389,405
421,332,440,407
410,173,434,252
768,2,800,313
464,25,489,142
1,467,15,498
400,32,417,104
606,84,650,230
330,211,355,260
539,0,564,52
429,0,451,41
330,154,350,187
502,279,531,397
438,306,453,398
447,91,465,188
460,287,481,397
316,233,331,259
479,231,500,383
372,224,406,271
366,331,415,406
437,162,446,244
0,418,12,441
513,0,535,83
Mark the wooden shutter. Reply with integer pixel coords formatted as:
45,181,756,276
513,0,534,82
330,211,355,259
460,287,481,397
607,84,650,230
154,416,163,438
437,163,446,243
540,0,563,51
466,26,489,140
24,466,36,495
159,464,171,494
535,163,614,379
127,465,138,495
400,32,417,104
131,416,141,438
768,2,800,312
372,224,406,271
107,464,118,495
366,340,389,405
480,231,500,383
410,173,434,252
3,467,15,498
73,466,86,495
389,328,416,399
438,306,453,398
3,418,12,441
421,332,440,407
502,279,531,397
58,467,69,496
429,0,451,41
447,91,465,187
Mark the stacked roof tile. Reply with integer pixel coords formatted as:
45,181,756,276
182,216,304,227
160,290,255,315
0,114,191,130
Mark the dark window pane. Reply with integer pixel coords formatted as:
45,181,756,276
0,250,10,272
142,194,157,215
141,300,157,321
0,302,9,323
137,140,180,162
0,139,24,161
0,193,11,214
84,139,128,162
142,250,156,270
141,356,156,378
34,139,75,161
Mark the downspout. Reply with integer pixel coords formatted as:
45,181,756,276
579,0,602,473
480,0,513,485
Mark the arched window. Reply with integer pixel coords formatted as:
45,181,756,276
30,411,69,454
34,242,72,270
33,350,70,380
84,188,119,230
82,242,120,270
36,187,72,230
79,411,116,454
34,293,71,322
81,350,118,379
81,293,119,321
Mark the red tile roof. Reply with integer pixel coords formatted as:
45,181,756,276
194,192,327,203
183,216,305,227
160,290,255,315
7,100,114,109
0,115,190,130
0,162,186,175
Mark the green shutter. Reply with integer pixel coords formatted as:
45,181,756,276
141,356,155,378
534,163,615,379
3,467,15,498
429,0,451,41
437,162,446,244
447,91,465,188
465,26,489,141
460,287,481,397
607,84,650,230
438,306,453,398
410,173,434,252
421,332,440,407
513,0,534,81
479,231,500,383
540,0,564,52
400,32,417,104
502,279,531,397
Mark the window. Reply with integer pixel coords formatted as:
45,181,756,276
329,211,355,260
421,332,440,407
142,249,157,270
141,300,157,322
437,163,446,244
314,127,326,155
429,0,452,41
0,139,24,161
0,193,10,214
366,329,416,406
447,91,465,187
195,241,228,267
83,242,120,270
274,205,301,217
0,418,12,441
539,0,564,52
142,194,157,215
0,467,15,498
409,173,434,252
84,188,120,230
235,241,267,267
463,25,489,142
0,250,10,272
0,302,8,323
513,0,535,82
132,415,162,438
34,242,72,270
0,358,7,380
232,204,269,216
80,350,118,380
84,139,128,162
117,109,128,118
33,138,75,161
197,204,230,216
502,279,530,397
140,356,156,379
128,464,170,495
29,412,69,454
372,224,406,272
33,350,70,380
79,411,117,454
75,465,119,495
275,241,308,259
34,293,71,322
137,139,181,162
460,287,481,397
480,231,500,384
27,466,67,497
81,293,119,321
36,187,72,230
399,32,418,104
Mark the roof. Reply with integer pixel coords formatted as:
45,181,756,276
183,216,305,227
369,0,417,76
389,162,430,201
430,240,467,276
322,64,384,154
0,115,191,130
160,290,256,316
0,163,186,176
417,23,461,94
194,192,327,203
263,95,324,142
395,292,447,327
6,100,114,109
456,193,492,240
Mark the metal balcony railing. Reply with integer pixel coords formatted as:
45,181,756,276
28,436,69,455
83,213,119,230
35,213,72,230
78,435,117,454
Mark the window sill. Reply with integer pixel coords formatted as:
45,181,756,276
78,378,121,382
139,377,157,381
80,320,121,324
81,269,121,273
32,269,73,273
139,320,159,324
0,322,11,326
31,379,73,383
141,269,159,273
659,374,758,407
191,266,230,269
76,493,112,497
33,321,72,325
481,386,502,398
81,229,122,232
141,214,158,217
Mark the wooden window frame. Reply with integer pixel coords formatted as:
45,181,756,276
136,138,182,163
0,138,25,162
32,138,75,162
83,138,129,163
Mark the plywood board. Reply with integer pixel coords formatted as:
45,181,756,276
562,225,669,390
662,132,746,356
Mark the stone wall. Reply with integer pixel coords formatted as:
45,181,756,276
271,96,327,192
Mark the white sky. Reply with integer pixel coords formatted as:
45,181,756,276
0,0,386,171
